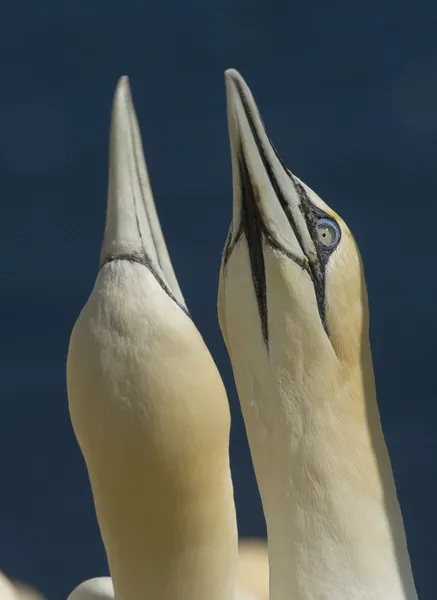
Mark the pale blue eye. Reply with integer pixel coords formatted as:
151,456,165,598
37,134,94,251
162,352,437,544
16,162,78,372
315,218,340,249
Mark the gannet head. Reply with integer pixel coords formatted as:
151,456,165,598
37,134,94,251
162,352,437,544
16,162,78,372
68,76,232,457
218,69,369,417
100,76,186,311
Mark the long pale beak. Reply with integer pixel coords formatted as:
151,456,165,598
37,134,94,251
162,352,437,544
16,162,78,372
100,76,186,309
224,69,318,268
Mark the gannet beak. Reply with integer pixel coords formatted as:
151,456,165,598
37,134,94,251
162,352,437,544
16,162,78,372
224,69,318,268
100,76,186,309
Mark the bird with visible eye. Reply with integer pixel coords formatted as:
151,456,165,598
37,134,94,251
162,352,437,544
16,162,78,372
315,217,341,249
218,68,418,600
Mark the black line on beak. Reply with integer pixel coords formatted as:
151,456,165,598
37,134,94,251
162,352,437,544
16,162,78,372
232,79,308,261
99,135,190,319
229,78,331,333
239,150,269,345
102,253,190,318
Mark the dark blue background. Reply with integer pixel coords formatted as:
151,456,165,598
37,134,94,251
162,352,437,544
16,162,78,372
0,2,435,598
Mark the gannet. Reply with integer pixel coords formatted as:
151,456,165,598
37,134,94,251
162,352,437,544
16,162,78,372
67,578,113,600
0,573,45,600
0,573,16,600
66,76,266,600
218,69,419,600
67,541,268,600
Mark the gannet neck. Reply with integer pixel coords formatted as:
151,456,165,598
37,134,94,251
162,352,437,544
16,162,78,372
67,77,238,600
237,540,269,600
218,69,418,600
66,547,269,600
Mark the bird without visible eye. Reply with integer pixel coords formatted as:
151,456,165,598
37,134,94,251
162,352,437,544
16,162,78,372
315,217,340,249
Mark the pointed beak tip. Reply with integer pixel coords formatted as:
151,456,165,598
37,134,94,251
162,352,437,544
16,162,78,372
224,69,254,121
224,68,242,81
224,70,243,124
225,68,238,79
117,74,130,88
224,69,243,94
113,75,133,111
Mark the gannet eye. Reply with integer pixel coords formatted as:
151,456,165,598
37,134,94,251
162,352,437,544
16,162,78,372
315,218,340,249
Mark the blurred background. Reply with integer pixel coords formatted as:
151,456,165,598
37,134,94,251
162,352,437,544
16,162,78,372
0,1,436,598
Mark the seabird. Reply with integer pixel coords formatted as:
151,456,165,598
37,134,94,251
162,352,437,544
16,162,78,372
67,76,267,600
218,68,418,600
